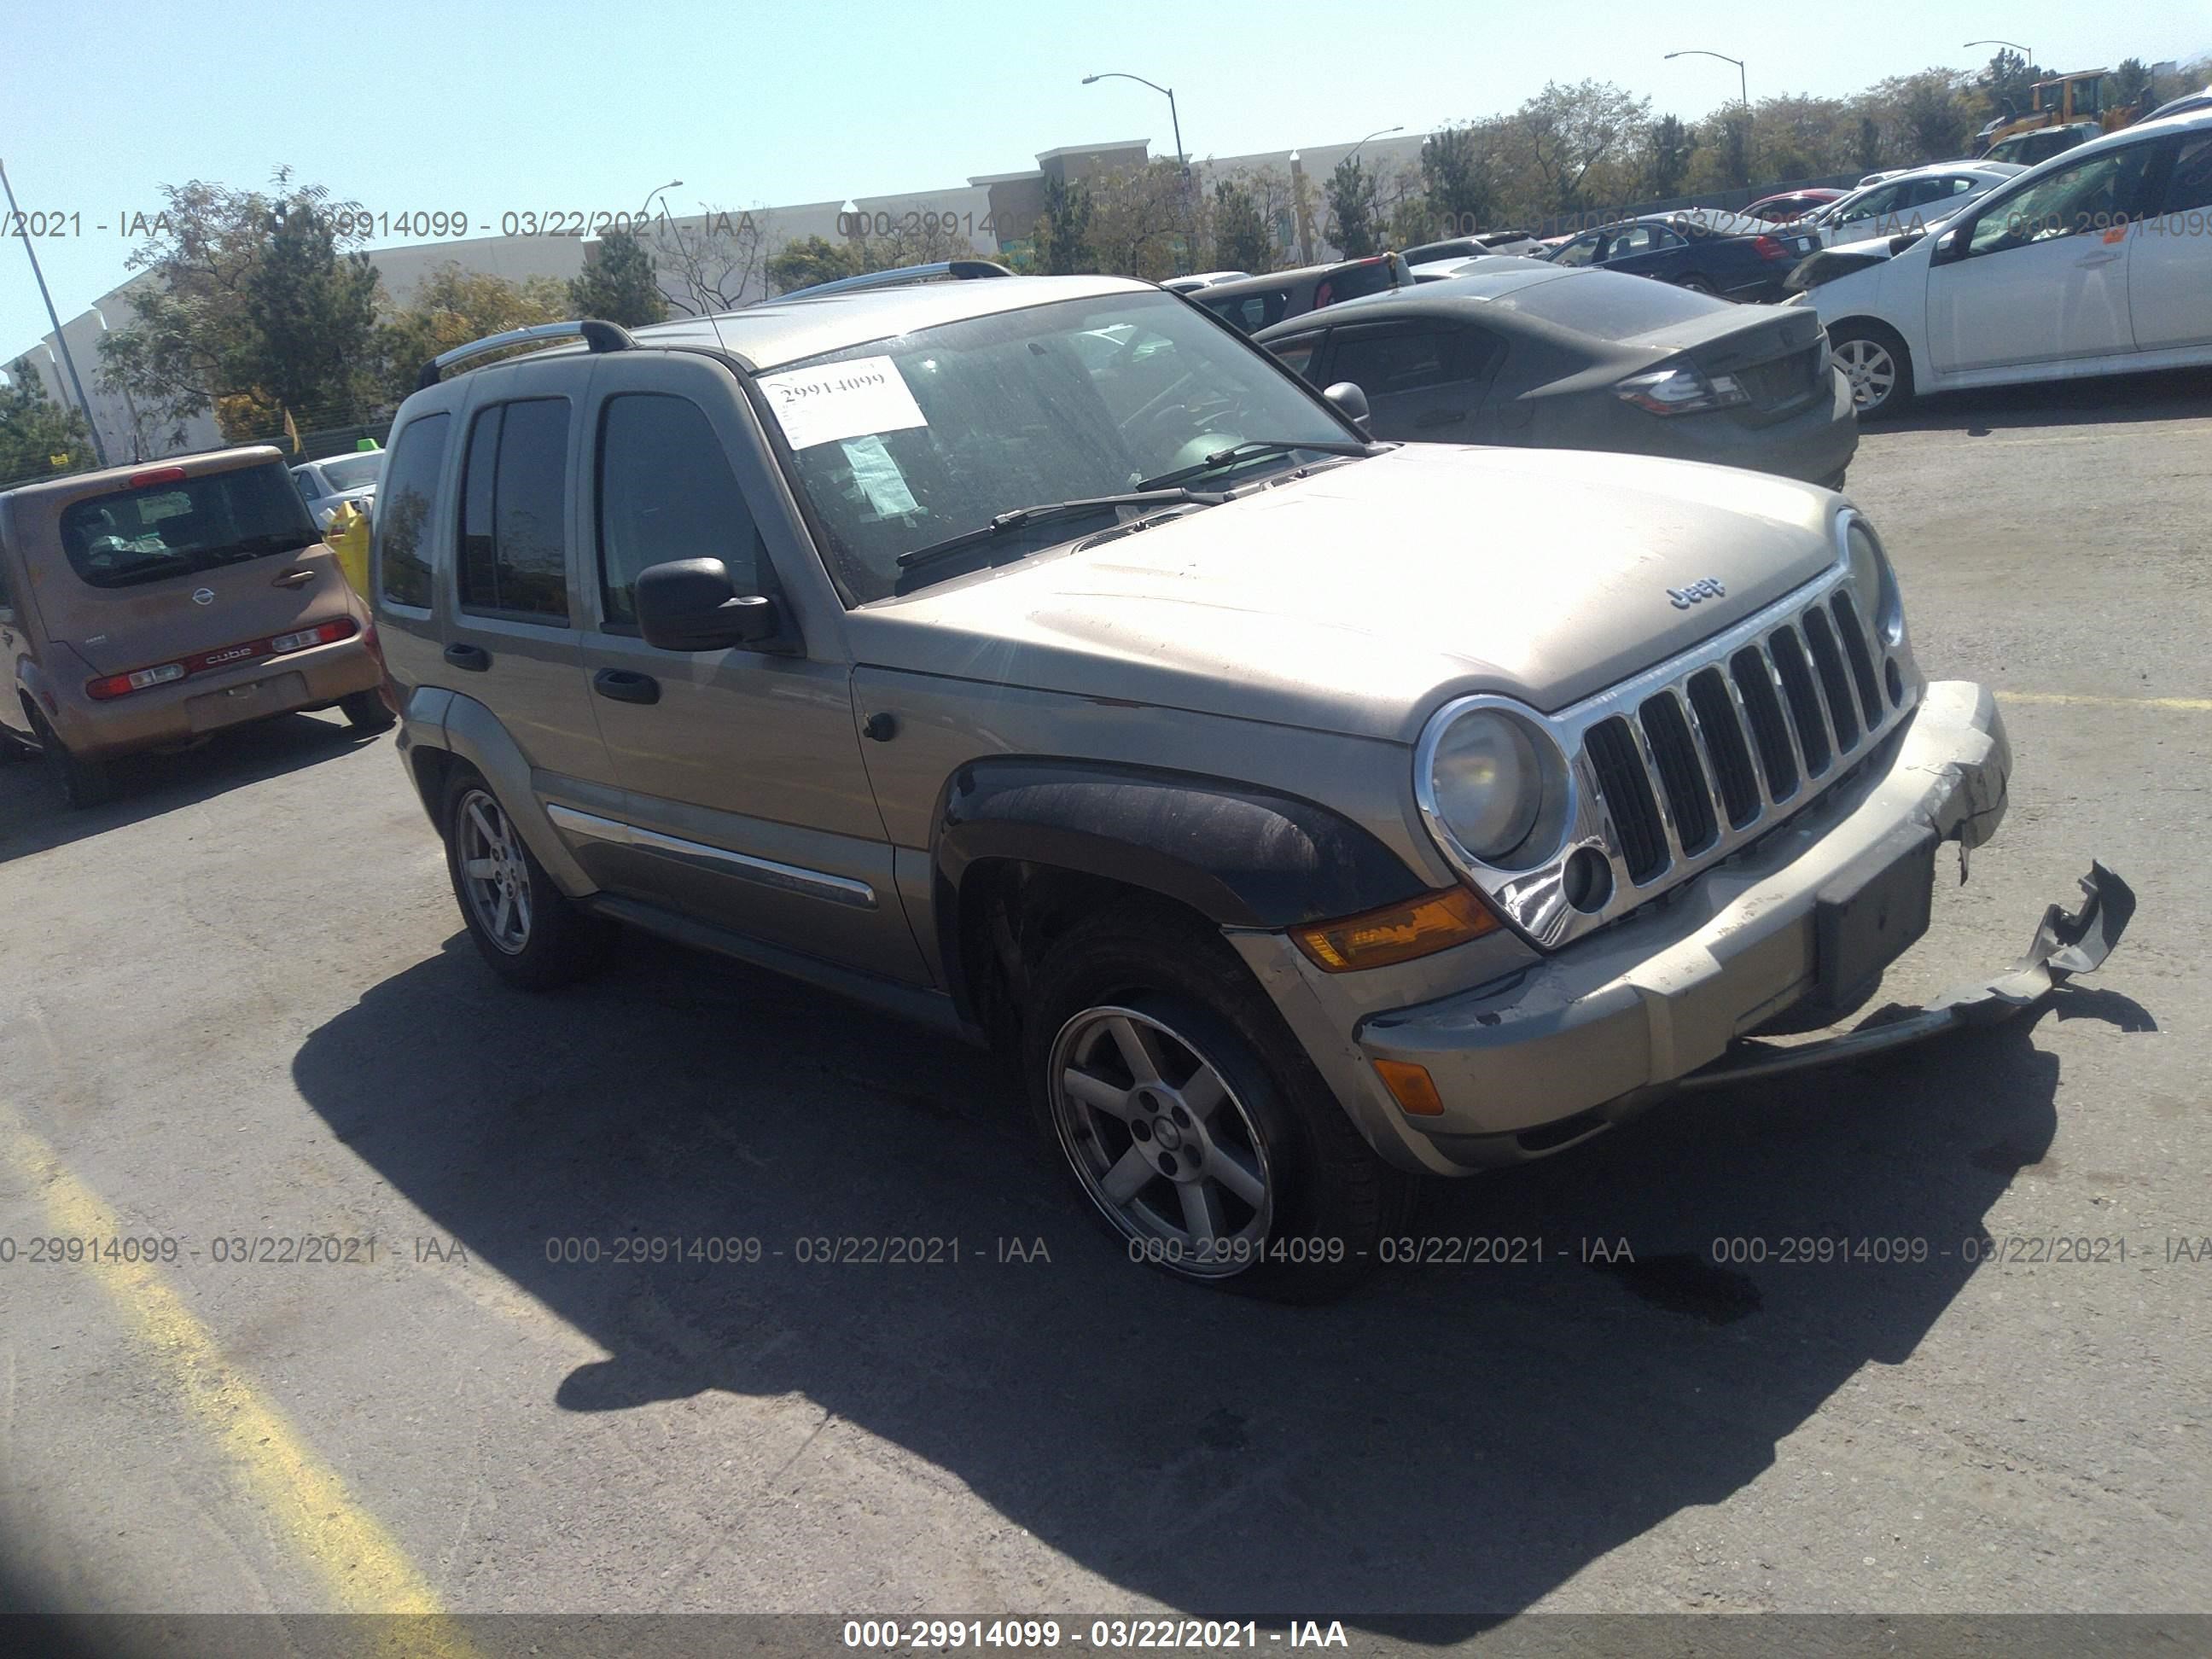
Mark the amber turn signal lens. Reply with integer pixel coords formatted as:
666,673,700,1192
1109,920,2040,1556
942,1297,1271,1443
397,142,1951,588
1373,1058,1446,1116
1291,885,1499,974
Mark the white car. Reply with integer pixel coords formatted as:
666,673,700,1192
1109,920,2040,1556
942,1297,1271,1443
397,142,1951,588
1161,271,1251,294
289,451,384,529
1799,111,2212,416
1807,163,2025,247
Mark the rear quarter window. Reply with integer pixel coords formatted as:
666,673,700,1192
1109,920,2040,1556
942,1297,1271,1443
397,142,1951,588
374,411,453,610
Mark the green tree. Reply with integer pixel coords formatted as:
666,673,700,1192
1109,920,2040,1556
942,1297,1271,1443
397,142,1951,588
378,265,571,403
765,234,861,294
1854,115,1883,174
567,227,669,328
1420,125,1494,236
1210,178,1273,272
97,172,382,448
241,198,381,428
2110,58,2156,109
1324,155,1377,257
1977,49,2042,121
1033,175,1097,275
1644,114,1695,201
1493,80,1651,219
0,359,93,484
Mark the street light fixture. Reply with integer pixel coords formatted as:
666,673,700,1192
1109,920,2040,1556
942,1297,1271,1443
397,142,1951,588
1081,72,1187,173
641,178,683,223
1664,48,1749,109
1965,38,2034,68
1348,125,1405,162
0,154,109,468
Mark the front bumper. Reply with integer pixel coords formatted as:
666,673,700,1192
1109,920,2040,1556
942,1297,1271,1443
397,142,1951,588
1244,681,2128,1176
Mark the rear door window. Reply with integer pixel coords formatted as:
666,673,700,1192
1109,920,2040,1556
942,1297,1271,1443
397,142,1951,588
375,412,451,609
1266,332,1327,382
58,463,318,591
2157,132,2212,215
457,398,573,624
1327,327,1484,393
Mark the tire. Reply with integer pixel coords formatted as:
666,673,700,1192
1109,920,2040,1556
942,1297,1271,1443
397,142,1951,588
1675,275,1719,296
339,689,397,733
29,707,117,810
1830,322,1914,419
1022,903,1413,1301
441,769,616,990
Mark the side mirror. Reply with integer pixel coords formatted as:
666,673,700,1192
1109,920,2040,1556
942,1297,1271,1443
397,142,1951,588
634,559,786,652
1929,224,1969,266
1322,381,1371,434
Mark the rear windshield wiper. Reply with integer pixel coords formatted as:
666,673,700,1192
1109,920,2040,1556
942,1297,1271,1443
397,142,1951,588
1136,438,1375,493
894,487,1231,579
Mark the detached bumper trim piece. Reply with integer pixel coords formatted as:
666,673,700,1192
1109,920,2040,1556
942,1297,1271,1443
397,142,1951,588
1673,861,2135,1091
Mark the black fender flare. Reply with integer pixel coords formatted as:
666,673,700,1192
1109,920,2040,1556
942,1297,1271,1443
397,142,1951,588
932,757,1432,1017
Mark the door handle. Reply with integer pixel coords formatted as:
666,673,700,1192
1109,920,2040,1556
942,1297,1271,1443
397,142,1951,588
443,643,492,672
592,667,661,705
2075,251,2122,266
1415,409,1469,428
271,568,317,588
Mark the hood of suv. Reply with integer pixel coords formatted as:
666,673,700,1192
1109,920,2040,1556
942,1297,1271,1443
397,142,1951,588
855,444,1842,743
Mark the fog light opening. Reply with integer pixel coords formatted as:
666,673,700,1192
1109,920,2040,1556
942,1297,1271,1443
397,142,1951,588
1884,656,1905,708
1562,846,1614,914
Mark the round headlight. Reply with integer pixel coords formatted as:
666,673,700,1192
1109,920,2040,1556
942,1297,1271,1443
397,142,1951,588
1846,519,1904,646
1424,707,1548,865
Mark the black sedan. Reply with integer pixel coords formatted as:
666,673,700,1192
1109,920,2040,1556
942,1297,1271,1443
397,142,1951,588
1538,210,1820,303
1252,259,1856,486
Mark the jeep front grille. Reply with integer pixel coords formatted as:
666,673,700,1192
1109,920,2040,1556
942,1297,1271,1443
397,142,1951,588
1423,521,1922,952
1580,584,1902,898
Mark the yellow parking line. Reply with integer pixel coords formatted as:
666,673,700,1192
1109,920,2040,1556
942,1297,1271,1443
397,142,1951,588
0,1098,474,1649
2002,691,2212,713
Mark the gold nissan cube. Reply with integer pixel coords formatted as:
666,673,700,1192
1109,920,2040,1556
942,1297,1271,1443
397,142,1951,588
0,445,393,807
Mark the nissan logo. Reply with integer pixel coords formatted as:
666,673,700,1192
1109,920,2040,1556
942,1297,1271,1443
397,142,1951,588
1668,578,1726,609
192,588,216,606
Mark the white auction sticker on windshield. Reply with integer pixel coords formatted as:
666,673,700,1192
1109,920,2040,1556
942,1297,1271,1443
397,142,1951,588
756,356,928,451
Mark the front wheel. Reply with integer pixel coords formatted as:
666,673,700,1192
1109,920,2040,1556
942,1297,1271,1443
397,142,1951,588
1025,905,1412,1301
1674,274,1719,295
1831,323,1915,418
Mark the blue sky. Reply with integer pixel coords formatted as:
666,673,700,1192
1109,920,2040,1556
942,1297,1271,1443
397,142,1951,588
3,0,2203,360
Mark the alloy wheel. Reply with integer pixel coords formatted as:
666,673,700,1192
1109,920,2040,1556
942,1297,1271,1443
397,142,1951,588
1047,1004,1274,1277
1836,338,1896,411
457,789,533,954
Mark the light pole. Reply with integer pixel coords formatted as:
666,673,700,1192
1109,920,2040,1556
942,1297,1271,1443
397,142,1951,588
1081,72,1186,173
0,155,108,469
641,178,682,224
1664,48,1748,110
1965,38,2033,69
1348,125,1406,162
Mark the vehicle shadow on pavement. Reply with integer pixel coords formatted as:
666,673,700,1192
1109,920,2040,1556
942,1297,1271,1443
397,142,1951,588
1875,364,2212,435
292,932,2153,1627
0,713,374,865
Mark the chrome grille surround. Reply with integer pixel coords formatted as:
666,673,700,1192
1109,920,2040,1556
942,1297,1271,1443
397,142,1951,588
1417,511,1922,951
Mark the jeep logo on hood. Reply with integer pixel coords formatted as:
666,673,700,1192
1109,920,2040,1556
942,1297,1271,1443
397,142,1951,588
1667,578,1727,609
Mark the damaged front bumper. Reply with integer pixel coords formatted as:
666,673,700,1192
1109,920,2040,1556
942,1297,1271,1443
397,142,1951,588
1342,681,2132,1172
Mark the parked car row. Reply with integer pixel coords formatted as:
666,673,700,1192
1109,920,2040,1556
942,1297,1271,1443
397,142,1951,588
1794,108,2212,416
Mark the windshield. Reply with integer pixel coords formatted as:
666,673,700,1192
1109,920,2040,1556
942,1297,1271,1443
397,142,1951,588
757,292,1359,602
316,452,383,491
60,463,320,590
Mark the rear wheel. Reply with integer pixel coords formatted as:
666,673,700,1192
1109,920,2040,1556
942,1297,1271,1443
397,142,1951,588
441,771,615,990
1831,322,1914,418
1024,905,1411,1301
29,708,116,810
1675,274,1719,295
339,690,397,733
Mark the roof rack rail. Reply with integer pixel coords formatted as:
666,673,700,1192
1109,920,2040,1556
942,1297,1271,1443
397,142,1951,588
778,259,1016,301
416,318,638,392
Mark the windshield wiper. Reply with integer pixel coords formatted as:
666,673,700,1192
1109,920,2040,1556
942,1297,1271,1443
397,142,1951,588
894,488,1230,578
1135,438,1375,493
